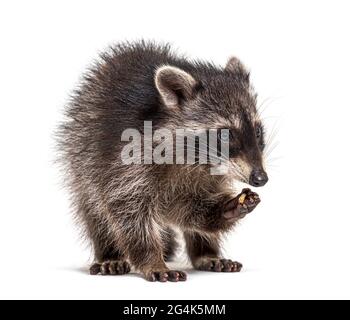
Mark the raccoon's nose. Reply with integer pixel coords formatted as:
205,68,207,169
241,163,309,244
249,169,268,187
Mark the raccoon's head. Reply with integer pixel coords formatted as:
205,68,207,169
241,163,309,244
155,57,268,187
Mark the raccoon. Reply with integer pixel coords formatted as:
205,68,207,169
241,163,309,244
57,41,268,282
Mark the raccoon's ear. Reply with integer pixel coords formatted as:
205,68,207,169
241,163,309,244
225,57,249,78
155,66,197,109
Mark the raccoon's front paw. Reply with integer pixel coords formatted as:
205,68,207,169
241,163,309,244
223,188,260,221
144,270,187,282
90,260,131,275
194,257,243,272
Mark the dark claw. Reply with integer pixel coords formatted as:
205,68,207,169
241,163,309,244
232,261,243,272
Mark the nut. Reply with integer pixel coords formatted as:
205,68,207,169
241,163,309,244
238,193,246,205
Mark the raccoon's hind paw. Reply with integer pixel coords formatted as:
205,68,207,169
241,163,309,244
223,188,260,220
144,270,187,282
194,257,243,273
90,260,131,276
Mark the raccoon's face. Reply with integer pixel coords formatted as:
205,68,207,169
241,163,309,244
155,57,268,187
222,112,268,187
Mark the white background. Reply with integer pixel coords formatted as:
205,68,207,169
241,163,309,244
0,0,349,300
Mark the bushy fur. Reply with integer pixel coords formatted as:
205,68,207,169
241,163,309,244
57,41,267,281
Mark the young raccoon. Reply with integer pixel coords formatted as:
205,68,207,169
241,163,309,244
57,41,268,282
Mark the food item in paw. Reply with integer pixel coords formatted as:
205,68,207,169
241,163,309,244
238,193,246,204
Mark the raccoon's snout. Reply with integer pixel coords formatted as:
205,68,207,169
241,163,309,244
249,169,268,187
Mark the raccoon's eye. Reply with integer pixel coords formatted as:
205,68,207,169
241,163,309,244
255,125,265,150
256,126,262,139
